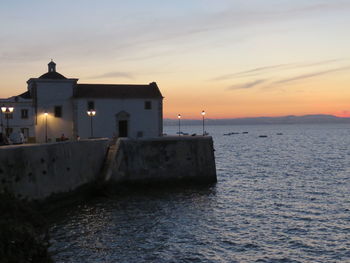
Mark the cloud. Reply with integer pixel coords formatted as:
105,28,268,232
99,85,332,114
1,1,350,68
90,71,135,79
227,79,266,90
273,66,350,85
213,64,292,81
212,59,344,81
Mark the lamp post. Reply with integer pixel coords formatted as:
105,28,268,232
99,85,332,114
1,106,14,137
178,114,181,136
44,112,48,143
201,110,206,136
0,110,3,134
87,110,96,137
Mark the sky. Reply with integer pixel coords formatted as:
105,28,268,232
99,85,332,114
1,0,350,119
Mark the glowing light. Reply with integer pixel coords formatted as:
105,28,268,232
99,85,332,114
87,110,96,116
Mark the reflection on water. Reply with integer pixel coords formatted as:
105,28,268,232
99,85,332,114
50,124,350,263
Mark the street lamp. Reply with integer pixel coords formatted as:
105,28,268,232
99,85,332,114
201,110,206,136
178,114,181,136
87,110,96,137
1,106,14,137
44,112,48,143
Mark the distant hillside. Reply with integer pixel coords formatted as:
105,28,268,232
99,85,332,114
163,115,350,126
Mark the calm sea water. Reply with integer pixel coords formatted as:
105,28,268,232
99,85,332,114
49,124,350,263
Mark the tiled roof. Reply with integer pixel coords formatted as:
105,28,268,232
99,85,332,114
74,82,163,99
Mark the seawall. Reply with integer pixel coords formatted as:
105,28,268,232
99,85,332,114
0,136,216,200
0,139,109,200
103,136,217,185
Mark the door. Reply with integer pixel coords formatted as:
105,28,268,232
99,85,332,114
119,120,128,137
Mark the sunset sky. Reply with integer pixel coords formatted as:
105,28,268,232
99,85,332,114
1,0,350,119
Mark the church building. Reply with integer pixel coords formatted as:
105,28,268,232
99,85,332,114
0,61,163,143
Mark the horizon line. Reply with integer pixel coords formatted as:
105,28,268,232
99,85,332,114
164,114,350,120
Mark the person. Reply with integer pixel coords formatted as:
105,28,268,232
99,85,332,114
60,133,66,141
18,131,25,144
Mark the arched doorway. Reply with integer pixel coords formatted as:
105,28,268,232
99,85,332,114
116,111,130,137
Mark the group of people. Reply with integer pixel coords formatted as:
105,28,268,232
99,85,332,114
0,131,25,146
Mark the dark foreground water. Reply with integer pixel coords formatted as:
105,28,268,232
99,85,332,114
49,124,350,262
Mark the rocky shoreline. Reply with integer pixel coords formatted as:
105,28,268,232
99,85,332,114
0,193,52,263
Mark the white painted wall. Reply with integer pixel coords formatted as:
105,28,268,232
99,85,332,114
29,79,78,142
0,98,35,140
74,98,163,139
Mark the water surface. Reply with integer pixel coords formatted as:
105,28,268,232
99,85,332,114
50,124,350,262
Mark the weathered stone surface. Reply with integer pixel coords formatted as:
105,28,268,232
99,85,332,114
106,136,217,184
0,139,109,200
0,137,216,200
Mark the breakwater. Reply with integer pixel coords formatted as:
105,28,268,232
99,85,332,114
0,137,216,200
103,136,217,184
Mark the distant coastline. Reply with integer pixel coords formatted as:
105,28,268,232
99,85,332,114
164,114,350,126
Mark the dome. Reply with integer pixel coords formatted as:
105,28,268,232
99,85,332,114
39,71,67,79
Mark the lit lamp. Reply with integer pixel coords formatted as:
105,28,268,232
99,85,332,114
1,106,14,137
87,110,96,137
44,112,48,143
178,114,181,136
201,110,206,136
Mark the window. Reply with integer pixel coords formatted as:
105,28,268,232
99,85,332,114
54,106,62,118
144,101,152,110
87,101,95,110
21,109,28,119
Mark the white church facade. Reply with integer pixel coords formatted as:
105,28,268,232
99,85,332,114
0,61,163,143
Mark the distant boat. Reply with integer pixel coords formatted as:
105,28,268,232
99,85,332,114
242,132,248,134
259,135,268,138
276,133,283,135
223,132,239,136
176,132,189,135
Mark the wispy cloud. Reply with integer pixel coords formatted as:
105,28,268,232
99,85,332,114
273,66,350,85
226,65,350,91
227,79,266,90
2,1,350,65
212,59,344,81
213,64,292,81
90,72,134,79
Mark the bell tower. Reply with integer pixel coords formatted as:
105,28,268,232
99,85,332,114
48,60,56,72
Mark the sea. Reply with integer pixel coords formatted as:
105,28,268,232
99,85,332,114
49,124,350,263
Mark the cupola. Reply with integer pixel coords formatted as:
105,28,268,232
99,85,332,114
39,60,67,79
48,60,56,72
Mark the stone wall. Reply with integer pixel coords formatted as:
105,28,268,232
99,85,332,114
0,139,109,200
105,136,217,184
0,136,217,201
